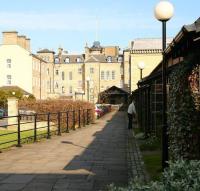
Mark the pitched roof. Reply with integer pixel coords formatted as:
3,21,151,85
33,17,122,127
131,38,172,50
58,54,84,64
85,55,118,63
37,49,55,54
184,17,200,33
102,86,129,95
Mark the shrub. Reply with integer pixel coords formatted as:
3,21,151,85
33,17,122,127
107,160,200,191
19,99,95,130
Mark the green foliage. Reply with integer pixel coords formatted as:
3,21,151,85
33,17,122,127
107,160,200,191
168,55,200,160
139,136,161,151
0,89,24,108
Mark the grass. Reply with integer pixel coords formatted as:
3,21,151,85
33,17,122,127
143,150,162,181
0,129,48,150
134,128,162,181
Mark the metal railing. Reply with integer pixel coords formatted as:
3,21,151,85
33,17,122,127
0,109,92,150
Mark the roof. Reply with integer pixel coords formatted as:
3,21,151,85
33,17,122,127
85,55,119,63
131,38,172,50
0,86,31,95
31,54,47,63
37,49,55,54
101,86,129,95
56,54,84,64
184,17,200,33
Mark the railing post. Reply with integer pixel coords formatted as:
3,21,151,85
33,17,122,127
73,110,76,130
66,111,69,133
78,109,81,128
57,112,61,136
34,113,37,142
83,109,85,127
47,112,51,139
16,115,21,147
87,109,89,125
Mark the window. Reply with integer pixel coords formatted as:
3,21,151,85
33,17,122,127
112,71,115,80
90,67,94,74
69,72,72,80
47,68,49,75
55,70,59,75
76,57,81,63
55,58,59,64
62,86,65,93
106,71,110,80
7,59,11,68
101,71,105,80
69,86,72,94
65,57,70,63
62,71,65,80
78,68,82,74
7,75,12,85
107,56,112,63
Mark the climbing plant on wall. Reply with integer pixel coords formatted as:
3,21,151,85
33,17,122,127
168,54,200,160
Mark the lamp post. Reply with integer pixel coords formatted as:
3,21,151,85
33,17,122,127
137,61,145,80
86,77,90,102
154,0,174,169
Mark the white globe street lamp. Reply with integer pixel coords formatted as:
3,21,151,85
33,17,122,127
137,62,145,80
154,0,174,169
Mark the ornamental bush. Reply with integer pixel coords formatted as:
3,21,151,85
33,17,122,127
107,160,200,191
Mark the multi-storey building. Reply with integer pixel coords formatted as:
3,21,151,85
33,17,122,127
37,41,124,103
123,38,172,92
0,31,168,103
0,31,47,99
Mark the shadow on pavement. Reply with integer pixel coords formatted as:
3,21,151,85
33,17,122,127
0,111,128,191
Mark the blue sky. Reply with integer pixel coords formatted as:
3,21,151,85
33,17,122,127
0,0,199,53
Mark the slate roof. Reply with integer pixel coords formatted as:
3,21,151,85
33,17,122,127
37,49,55,54
101,86,129,95
184,17,200,33
131,38,172,50
56,54,85,64
85,55,119,63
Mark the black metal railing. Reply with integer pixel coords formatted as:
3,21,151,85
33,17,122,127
0,109,92,150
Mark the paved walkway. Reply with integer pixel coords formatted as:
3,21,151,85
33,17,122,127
0,110,146,191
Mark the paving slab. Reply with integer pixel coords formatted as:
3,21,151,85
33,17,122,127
0,111,129,191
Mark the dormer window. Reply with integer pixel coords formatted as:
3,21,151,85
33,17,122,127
76,57,81,63
107,56,112,63
65,57,70,63
54,57,59,64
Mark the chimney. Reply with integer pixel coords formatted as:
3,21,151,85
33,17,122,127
2,31,18,45
17,35,26,49
25,38,30,51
